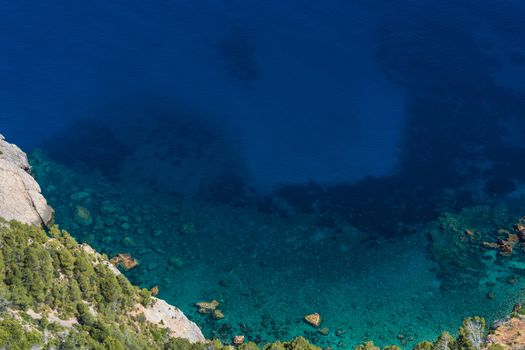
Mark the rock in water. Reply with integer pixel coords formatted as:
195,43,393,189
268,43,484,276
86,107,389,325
74,205,93,226
318,327,330,336
110,253,139,270
0,134,54,226
150,286,159,296
212,309,225,320
233,335,245,345
196,300,220,314
304,313,322,327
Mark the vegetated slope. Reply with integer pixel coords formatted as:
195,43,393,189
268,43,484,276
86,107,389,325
0,219,193,349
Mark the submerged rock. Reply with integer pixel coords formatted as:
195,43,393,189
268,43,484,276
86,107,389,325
168,256,185,269
213,309,225,320
110,253,139,270
483,232,520,256
335,329,347,337
318,327,329,336
196,300,220,314
70,191,90,202
233,335,245,345
0,134,54,226
73,205,93,226
196,299,226,320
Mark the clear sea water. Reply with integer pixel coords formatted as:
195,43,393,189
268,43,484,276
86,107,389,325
3,0,525,348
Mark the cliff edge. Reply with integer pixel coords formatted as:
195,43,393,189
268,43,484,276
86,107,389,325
0,134,54,226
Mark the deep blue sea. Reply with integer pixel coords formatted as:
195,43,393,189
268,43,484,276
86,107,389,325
3,0,525,348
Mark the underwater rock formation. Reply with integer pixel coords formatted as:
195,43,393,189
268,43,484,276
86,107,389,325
428,205,521,289
73,205,93,226
482,231,522,256
110,252,139,270
0,134,53,226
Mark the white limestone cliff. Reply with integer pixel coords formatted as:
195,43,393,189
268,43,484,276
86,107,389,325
0,134,54,226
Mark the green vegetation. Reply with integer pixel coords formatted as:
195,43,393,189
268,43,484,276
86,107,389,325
0,318,42,350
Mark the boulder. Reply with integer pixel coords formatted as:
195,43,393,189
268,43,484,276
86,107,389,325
0,134,53,226
233,335,245,345
304,313,322,327
132,298,205,343
73,205,93,226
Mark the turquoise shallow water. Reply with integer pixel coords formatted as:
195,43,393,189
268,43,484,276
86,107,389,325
31,151,525,349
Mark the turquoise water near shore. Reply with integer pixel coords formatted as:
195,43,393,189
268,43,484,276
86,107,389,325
31,152,525,349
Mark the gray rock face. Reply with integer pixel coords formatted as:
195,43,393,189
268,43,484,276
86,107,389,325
133,298,205,343
0,134,54,226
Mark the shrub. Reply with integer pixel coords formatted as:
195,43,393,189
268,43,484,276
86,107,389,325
0,318,42,350
458,317,486,350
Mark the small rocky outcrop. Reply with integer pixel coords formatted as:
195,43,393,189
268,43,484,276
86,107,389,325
0,134,53,226
110,253,139,270
196,300,220,314
486,316,525,349
132,298,205,343
304,313,322,327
